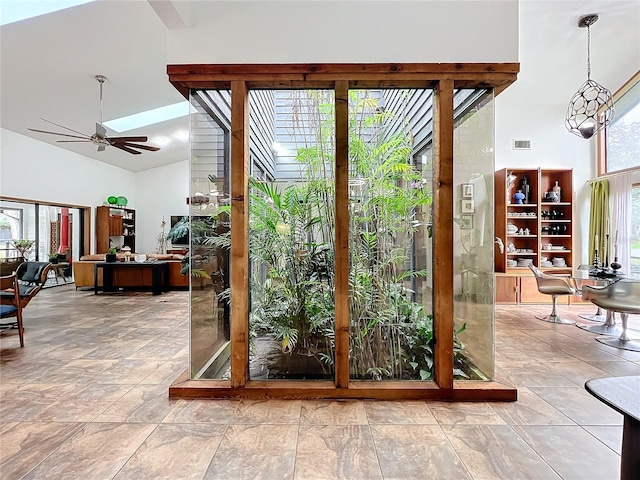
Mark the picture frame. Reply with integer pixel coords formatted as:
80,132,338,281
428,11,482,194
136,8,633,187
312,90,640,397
460,215,473,230
461,199,475,214
462,183,474,198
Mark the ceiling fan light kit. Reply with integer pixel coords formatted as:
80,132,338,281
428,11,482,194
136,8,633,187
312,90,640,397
28,74,160,155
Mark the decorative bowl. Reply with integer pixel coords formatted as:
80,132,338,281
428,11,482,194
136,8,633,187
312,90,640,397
107,196,117,204
116,196,128,206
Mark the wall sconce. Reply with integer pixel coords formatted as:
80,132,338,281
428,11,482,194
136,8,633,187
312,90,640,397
565,14,614,139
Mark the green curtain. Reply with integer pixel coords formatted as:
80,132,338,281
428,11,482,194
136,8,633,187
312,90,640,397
588,179,609,265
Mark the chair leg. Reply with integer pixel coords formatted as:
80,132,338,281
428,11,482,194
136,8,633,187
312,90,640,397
16,309,24,348
535,294,575,324
597,313,640,352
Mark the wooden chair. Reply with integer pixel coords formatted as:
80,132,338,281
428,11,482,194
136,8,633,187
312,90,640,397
14,262,52,308
0,273,24,347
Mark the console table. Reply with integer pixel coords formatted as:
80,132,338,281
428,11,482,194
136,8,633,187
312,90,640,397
585,376,640,480
94,261,169,295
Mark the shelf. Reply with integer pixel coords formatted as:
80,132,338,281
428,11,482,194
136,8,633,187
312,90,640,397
507,204,537,207
507,252,536,255
507,235,537,238
541,202,571,206
541,235,571,238
541,219,571,222
507,217,538,220
542,250,571,253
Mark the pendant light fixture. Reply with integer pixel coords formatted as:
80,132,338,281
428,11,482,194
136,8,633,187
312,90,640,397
565,14,614,139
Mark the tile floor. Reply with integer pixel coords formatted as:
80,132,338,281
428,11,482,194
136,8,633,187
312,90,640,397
2,286,640,479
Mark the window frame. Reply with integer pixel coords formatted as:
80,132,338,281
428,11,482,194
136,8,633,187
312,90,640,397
598,70,640,176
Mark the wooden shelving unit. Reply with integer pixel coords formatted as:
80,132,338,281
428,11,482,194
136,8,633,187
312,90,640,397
494,168,574,304
96,206,136,253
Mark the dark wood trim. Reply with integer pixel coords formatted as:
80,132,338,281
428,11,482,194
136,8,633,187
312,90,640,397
168,63,519,92
169,371,517,401
334,80,350,388
432,79,455,390
230,81,250,388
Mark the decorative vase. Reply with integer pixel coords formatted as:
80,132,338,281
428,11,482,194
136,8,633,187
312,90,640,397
513,190,525,204
552,181,561,202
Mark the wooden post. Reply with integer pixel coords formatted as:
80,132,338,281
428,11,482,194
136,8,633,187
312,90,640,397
230,81,249,388
433,79,455,390
334,80,350,388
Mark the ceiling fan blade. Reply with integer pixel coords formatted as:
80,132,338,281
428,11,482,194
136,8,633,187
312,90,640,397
96,123,107,139
56,140,92,143
112,143,142,155
40,118,90,137
122,142,160,152
108,136,148,142
28,128,90,140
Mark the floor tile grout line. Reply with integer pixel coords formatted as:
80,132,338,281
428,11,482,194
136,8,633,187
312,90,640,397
504,423,566,479
108,422,162,480
436,422,475,480
200,424,230,480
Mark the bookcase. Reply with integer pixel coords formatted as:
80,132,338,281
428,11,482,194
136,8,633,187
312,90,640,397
494,168,574,304
96,206,136,253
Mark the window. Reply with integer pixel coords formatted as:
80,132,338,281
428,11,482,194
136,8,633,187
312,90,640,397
600,71,640,174
632,184,640,279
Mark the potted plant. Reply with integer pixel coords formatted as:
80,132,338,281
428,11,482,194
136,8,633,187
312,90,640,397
48,253,59,264
10,239,35,261
105,247,117,263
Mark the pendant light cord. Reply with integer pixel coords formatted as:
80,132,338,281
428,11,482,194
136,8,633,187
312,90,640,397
586,24,591,80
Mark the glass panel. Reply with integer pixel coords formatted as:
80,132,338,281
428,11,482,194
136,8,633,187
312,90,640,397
348,89,435,381
606,79,640,173
248,90,335,380
187,90,232,379
631,185,640,279
0,200,36,261
453,89,496,380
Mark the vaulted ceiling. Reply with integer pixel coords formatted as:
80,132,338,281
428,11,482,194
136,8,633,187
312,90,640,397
1,1,637,173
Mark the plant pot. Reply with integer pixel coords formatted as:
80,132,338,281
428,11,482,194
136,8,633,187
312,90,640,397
105,253,117,263
50,258,59,264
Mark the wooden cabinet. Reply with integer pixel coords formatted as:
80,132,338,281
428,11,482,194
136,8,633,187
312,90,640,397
495,275,518,304
96,206,136,253
495,168,574,304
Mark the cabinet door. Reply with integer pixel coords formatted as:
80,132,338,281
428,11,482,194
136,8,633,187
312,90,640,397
109,216,123,236
495,276,518,304
519,276,570,304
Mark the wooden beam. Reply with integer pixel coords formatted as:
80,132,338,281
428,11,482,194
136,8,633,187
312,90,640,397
169,372,517,401
230,81,249,388
167,63,519,92
334,80,350,388
433,79,455,390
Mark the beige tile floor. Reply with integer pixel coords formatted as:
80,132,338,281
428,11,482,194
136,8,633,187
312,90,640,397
2,286,640,479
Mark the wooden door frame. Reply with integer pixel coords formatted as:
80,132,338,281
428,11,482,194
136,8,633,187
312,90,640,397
167,63,519,401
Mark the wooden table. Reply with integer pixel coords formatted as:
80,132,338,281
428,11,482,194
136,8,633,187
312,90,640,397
49,262,70,284
94,261,169,295
585,376,640,480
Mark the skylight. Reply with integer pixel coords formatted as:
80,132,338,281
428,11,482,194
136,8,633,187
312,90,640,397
0,0,95,26
104,102,190,133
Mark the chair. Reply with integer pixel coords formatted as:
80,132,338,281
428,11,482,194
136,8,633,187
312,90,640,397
14,262,52,307
582,279,640,352
528,264,579,324
0,273,25,347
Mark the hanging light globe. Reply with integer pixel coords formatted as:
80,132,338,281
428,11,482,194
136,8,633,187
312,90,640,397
565,14,614,139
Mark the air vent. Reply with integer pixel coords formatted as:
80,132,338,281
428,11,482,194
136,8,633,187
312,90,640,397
512,139,531,150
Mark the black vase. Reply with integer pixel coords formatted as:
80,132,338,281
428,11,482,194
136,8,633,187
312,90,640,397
105,253,117,263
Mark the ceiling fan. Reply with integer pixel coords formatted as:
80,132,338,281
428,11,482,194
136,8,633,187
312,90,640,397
28,75,160,155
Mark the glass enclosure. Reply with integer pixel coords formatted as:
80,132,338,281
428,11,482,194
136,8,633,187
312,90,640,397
249,90,336,380
186,85,497,384
453,90,496,380
188,90,232,379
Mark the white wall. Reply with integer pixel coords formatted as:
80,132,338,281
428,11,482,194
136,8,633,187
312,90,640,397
495,0,640,266
135,160,189,253
0,128,136,253
167,0,518,63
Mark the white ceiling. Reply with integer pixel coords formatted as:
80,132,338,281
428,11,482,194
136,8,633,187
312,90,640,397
0,0,638,173
0,0,189,173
